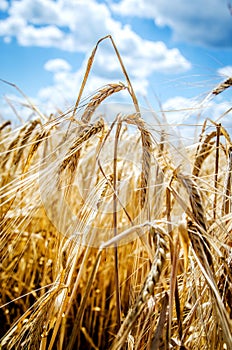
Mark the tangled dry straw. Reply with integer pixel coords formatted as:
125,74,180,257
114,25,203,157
0,36,232,350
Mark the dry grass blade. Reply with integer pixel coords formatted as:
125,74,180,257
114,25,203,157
113,119,122,329
187,220,232,349
150,293,168,350
0,78,47,121
72,35,139,119
213,124,221,219
218,251,232,320
66,250,103,350
222,146,232,216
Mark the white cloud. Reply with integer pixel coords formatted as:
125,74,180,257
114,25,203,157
111,0,232,47
18,25,65,47
1,0,121,52
90,32,191,83
0,16,26,37
44,59,72,73
0,0,191,75
0,0,193,119
162,96,200,124
158,95,232,144
37,59,131,112
8,0,62,25
0,0,8,11
217,66,232,77
162,95,232,126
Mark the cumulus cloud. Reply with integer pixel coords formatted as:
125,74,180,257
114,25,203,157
162,94,232,127
111,0,232,48
0,0,192,108
0,0,191,76
158,94,232,144
37,58,133,112
217,66,232,77
0,0,8,11
44,59,72,72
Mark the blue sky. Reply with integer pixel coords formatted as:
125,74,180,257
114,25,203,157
0,0,232,140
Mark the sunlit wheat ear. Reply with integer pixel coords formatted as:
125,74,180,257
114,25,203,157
110,228,167,350
0,120,11,133
193,122,231,178
123,114,152,208
175,172,207,231
23,129,49,174
11,119,40,170
1,124,28,169
81,83,127,124
96,173,113,208
174,172,215,271
58,118,104,175
193,131,216,177
187,220,214,273
212,77,232,95
222,146,232,216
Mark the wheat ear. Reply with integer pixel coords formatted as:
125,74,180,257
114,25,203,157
81,83,127,123
212,77,232,95
110,229,167,350
192,131,216,177
1,124,27,168
23,129,49,174
0,120,11,132
11,119,40,169
59,118,104,174
123,114,152,208
175,172,214,269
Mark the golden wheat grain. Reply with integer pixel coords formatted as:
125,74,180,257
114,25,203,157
23,129,48,174
212,77,232,95
123,114,152,208
59,118,104,174
0,120,11,132
187,220,213,273
110,228,167,350
193,136,215,177
11,119,40,169
175,173,207,231
81,83,127,124
173,171,215,276
1,124,27,169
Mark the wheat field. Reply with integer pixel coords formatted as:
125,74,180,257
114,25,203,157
0,36,232,350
